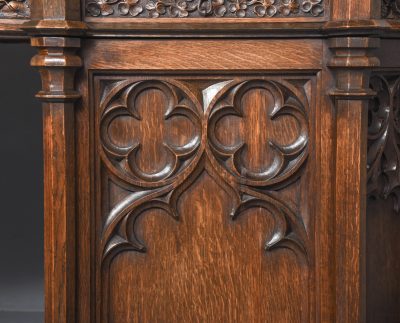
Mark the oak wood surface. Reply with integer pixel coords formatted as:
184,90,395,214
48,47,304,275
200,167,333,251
366,40,400,321
84,39,322,70
0,0,400,322
31,36,82,323
90,72,316,323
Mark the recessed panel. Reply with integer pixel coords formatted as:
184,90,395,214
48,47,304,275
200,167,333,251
94,75,315,323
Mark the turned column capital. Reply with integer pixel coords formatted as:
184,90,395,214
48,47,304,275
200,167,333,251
30,36,82,103
328,36,380,100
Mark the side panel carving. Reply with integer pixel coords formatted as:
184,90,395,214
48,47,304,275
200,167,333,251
382,0,400,19
368,73,400,213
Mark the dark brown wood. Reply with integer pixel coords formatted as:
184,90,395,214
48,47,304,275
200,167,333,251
0,0,400,322
366,199,400,323
31,36,82,323
94,75,314,323
366,38,400,323
329,36,380,323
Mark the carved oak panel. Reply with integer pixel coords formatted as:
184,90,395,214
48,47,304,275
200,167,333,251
382,0,400,19
368,73,400,213
85,0,325,18
94,75,315,322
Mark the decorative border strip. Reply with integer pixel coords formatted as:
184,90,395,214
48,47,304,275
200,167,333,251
86,0,324,18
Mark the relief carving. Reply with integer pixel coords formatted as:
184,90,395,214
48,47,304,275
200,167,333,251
100,80,202,185
368,74,400,213
382,0,400,19
98,78,311,265
85,0,324,18
0,0,29,18
207,80,308,186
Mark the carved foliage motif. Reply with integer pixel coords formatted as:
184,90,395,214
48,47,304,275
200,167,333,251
368,74,400,213
86,0,324,18
0,0,29,18
382,0,400,19
98,78,311,266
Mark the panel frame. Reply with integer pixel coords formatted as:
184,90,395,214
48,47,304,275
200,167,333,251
72,37,336,323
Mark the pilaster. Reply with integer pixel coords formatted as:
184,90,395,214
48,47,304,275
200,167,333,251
31,36,82,323
329,36,380,323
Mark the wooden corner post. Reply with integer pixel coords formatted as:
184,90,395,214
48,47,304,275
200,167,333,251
24,0,85,322
31,36,82,323
328,36,380,323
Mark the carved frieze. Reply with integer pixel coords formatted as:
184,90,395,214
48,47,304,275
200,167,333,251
0,0,30,18
85,0,324,18
382,0,400,19
97,77,311,265
368,74,400,213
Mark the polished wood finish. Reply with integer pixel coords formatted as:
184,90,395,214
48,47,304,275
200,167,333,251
31,36,82,323
329,36,379,323
366,38,400,323
94,74,314,323
0,0,399,322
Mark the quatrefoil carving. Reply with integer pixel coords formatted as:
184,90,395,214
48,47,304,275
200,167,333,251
100,80,203,187
207,80,309,187
99,78,310,264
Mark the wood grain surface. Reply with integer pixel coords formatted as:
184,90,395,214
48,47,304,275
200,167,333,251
0,0,398,322
92,74,315,323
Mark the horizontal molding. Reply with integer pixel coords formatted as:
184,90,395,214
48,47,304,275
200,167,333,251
0,18,399,39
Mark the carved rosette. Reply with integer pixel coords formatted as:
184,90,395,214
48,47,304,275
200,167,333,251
382,0,400,19
99,78,311,265
368,74,400,213
85,0,324,18
0,0,29,18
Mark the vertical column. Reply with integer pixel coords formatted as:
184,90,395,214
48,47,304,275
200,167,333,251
25,1,86,322
328,37,379,323
26,0,85,35
330,0,378,21
31,36,82,323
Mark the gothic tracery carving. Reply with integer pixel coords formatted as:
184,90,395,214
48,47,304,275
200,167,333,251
98,77,311,265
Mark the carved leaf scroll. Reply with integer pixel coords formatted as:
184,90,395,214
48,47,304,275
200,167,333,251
86,0,324,18
0,0,29,18
98,77,311,266
368,74,400,213
382,0,400,19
